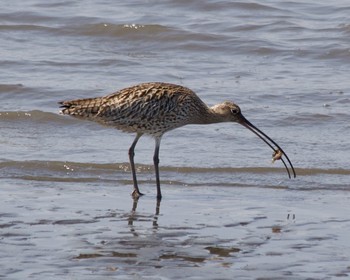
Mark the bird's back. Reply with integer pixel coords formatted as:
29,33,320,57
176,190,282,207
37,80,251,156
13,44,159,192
60,82,209,135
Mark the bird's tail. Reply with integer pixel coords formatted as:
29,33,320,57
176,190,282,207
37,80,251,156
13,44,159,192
59,97,105,119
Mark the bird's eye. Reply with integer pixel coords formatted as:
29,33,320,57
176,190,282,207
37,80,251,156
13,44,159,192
230,108,239,114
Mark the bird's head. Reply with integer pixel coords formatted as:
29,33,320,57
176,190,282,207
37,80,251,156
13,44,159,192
210,101,242,122
211,101,296,178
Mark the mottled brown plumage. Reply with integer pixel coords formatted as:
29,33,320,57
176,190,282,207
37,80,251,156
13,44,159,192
60,82,295,199
60,83,218,135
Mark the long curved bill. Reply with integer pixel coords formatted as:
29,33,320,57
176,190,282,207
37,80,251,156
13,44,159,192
238,115,296,178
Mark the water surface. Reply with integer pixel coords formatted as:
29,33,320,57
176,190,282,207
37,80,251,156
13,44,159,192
1,0,350,279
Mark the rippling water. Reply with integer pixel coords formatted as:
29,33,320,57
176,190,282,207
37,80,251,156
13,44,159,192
1,1,350,279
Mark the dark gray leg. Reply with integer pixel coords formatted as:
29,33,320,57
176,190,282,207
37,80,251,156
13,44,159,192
153,137,162,200
129,133,143,198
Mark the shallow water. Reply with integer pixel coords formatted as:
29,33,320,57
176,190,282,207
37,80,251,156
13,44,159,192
2,180,350,279
1,0,350,279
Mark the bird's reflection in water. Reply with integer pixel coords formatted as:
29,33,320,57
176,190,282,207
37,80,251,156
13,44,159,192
128,198,161,235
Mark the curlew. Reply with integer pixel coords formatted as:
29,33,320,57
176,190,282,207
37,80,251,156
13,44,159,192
59,82,296,200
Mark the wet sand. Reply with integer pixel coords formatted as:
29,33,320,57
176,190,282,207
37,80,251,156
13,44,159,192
2,178,350,279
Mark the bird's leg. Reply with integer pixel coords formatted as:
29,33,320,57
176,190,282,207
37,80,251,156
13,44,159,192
153,137,162,200
153,198,161,230
129,133,143,198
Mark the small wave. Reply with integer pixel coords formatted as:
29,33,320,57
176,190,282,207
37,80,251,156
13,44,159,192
1,160,349,192
1,160,350,178
339,23,350,34
215,1,283,12
0,110,77,125
59,22,226,52
64,23,172,37
0,83,26,93
280,113,334,125
0,24,54,33
317,47,350,61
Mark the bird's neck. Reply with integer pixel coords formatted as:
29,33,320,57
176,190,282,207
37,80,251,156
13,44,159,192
193,106,226,125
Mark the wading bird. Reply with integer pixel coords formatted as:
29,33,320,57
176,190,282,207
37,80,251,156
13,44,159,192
60,82,296,200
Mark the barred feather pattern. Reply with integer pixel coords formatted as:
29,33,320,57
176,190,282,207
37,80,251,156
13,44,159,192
60,82,210,136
